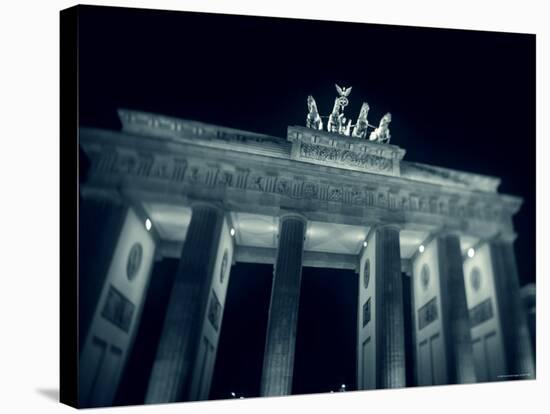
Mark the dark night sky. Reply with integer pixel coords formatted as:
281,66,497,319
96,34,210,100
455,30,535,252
78,5,535,400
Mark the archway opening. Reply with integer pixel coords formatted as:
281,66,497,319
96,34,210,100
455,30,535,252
209,262,274,400
292,267,358,395
115,258,178,406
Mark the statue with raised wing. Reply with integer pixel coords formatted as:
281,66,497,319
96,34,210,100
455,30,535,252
335,84,352,103
352,102,371,138
306,95,323,130
369,112,392,144
328,84,352,134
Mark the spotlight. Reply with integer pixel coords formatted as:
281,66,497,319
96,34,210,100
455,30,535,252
145,218,152,231
468,248,475,258
363,240,368,248
419,244,425,253
230,227,236,237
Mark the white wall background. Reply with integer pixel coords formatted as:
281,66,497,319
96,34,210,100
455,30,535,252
0,0,547,413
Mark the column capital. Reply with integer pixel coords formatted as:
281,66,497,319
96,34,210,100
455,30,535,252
374,223,402,233
434,227,463,239
278,211,308,226
189,200,225,213
491,231,518,244
363,223,401,248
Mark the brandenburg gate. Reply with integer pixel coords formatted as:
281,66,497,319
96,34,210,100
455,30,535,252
77,87,534,407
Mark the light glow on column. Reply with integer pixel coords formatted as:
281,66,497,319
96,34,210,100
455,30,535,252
467,247,475,258
363,240,368,248
145,218,152,231
419,244,425,253
230,227,236,237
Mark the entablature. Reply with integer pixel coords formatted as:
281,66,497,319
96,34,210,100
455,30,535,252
80,125,521,240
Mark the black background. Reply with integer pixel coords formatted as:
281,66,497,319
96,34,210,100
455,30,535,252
78,5,536,401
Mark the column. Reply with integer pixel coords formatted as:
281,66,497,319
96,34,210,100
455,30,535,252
260,213,307,396
489,238,535,378
146,203,224,403
438,234,476,383
374,225,406,388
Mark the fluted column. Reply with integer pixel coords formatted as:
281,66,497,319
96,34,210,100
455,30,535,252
260,213,307,396
375,225,406,388
489,238,535,378
146,204,223,403
438,234,476,383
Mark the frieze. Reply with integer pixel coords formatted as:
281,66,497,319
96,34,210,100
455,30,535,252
90,148,188,183
388,192,398,210
299,142,394,174
410,194,419,211
350,187,364,205
288,125,406,177
328,185,343,202
111,113,504,194
302,182,318,199
377,192,388,208
429,197,438,214
438,200,448,215
85,147,512,224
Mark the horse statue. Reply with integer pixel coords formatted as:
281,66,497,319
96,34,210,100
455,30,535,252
352,102,371,138
306,95,323,130
369,112,392,144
